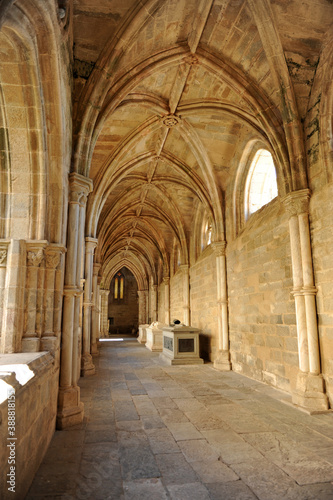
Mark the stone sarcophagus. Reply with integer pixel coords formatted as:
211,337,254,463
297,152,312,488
145,322,166,351
160,323,203,365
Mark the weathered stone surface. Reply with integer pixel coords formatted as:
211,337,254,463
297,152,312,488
243,431,333,485
123,478,168,500
155,452,198,485
166,482,211,500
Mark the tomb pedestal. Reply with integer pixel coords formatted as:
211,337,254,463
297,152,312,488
145,322,165,351
138,323,149,344
160,325,204,365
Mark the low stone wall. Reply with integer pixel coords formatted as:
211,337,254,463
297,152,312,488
0,352,58,500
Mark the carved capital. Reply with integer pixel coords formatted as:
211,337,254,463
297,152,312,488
93,263,101,276
0,250,7,266
85,237,98,253
45,252,61,270
45,244,65,270
27,249,44,267
212,241,227,257
283,189,311,218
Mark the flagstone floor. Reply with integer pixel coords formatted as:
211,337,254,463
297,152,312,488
27,335,333,499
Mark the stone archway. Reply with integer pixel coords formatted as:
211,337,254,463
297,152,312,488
108,267,139,336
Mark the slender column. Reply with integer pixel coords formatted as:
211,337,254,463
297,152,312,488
96,277,101,337
299,213,320,374
180,265,190,325
81,237,97,375
40,244,65,353
57,173,92,430
1,240,26,353
138,290,146,325
152,284,158,322
288,213,309,372
22,243,47,352
91,262,101,355
284,189,328,411
0,243,8,345
100,289,110,337
164,277,170,325
213,242,231,371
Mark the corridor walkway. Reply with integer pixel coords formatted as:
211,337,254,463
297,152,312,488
27,336,333,500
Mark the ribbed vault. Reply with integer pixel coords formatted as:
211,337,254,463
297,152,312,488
72,0,333,288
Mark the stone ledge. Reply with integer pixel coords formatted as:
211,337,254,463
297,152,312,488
0,352,54,403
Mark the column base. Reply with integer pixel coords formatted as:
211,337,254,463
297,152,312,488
292,372,329,412
91,343,99,356
57,386,84,429
213,350,231,371
21,337,40,352
81,352,96,376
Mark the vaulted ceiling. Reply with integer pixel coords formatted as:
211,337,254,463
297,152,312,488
71,0,333,287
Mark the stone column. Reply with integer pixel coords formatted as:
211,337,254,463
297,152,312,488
284,189,328,410
57,173,92,429
41,244,65,353
0,242,9,347
81,237,97,375
100,289,110,337
138,290,147,325
152,284,158,322
1,239,26,353
22,242,47,352
213,241,231,371
91,262,101,355
180,265,190,325
164,277,170,325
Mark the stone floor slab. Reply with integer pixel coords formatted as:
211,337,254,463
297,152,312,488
178,439,220,462
166,482,211,500
155,452,198,485
206,480,258,500
167,421,203,441
243,431,333,485
123,478,168,499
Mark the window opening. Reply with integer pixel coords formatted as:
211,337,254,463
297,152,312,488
245,149,277,219
201,217,213,251
114,272,124,300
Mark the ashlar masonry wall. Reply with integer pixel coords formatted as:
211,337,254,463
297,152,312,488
170,269,183,322
227,198,298,392
0,353,58,500
190,247,218,361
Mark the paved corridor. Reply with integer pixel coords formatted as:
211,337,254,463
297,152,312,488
27,336,333,499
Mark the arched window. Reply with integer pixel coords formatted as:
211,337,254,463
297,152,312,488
114,272,124,300
244,149,278,220
201,216,213,251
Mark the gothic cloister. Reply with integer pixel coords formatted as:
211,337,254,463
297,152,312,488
0,0,333,498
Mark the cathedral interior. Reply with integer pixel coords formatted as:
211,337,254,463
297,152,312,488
0,0,333,498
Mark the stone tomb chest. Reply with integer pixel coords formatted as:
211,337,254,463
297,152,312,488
137,324,149,344
145,322,165,351
161,325,204,365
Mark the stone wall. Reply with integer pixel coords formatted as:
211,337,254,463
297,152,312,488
170,269,183,322
310,183,333,406
227,198,298,392
190,247,218,361
0,352,57,500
